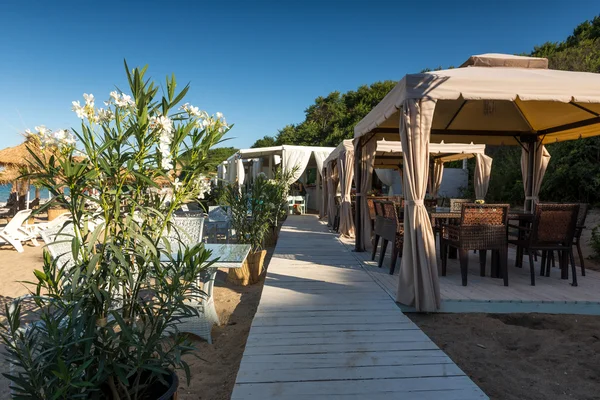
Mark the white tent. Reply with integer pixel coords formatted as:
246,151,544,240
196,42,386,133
225,145,335,211
353,53,600,312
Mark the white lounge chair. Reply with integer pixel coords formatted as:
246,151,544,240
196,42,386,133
0,210,39,253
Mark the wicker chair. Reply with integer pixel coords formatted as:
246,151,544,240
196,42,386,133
441,204,510,286
508,203,580,286
164,212,205,251
375,201,404,275
371,200,385,260
450,198,471,212
424,199,438,209
333,196,341,232
574,203,589,276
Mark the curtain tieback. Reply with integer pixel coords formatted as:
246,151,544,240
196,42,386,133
355,192,364,196
407,199,424,206
525,196,539,201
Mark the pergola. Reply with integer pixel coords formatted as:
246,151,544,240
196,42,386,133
321,139,488,238
353,53,600,312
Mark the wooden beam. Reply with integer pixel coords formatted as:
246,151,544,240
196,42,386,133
538,115,600,135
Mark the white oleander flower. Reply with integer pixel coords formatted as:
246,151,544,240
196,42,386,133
97,108,115,123
215,112,223,119
72,101,86,119
196,175,212,199
83,93,95,107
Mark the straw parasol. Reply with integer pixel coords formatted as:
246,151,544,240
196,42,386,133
0,141,35,168
0,166,22,185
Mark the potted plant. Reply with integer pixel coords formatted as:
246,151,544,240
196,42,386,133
0,63,230,399
225,174,275,285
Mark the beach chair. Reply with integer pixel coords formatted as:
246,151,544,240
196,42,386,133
0,209,39,253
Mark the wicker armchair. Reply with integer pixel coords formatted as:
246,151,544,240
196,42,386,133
574,203,589,276
441,204,510,286
371,200,385,260
450,198,471,212
508,203,580,286
374,201,404,275
333,196,341,232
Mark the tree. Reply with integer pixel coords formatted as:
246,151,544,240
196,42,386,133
251,135,276,148
203,147,237,173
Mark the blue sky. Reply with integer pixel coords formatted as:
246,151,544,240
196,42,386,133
0,0,598,150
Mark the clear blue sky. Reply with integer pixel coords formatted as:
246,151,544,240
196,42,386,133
0,0,598,150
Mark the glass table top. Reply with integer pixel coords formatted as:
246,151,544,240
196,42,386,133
204,244,251,266
160,243,251,268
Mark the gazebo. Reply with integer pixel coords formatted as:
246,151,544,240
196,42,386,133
321,139,489,238
353,53,600,312
224,145,335,210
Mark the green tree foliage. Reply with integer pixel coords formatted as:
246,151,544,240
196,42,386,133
503,14,600,205
202,146,237,173
251,135,277,148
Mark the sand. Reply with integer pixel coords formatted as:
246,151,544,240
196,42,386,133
409,313,600,400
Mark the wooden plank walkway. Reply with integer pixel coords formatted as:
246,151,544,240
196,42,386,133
232,215,487,399
340,235,600,315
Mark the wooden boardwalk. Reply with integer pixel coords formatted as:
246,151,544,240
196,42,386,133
340,235,600,315
232,215,487,399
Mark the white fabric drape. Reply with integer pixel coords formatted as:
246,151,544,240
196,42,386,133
235,158,245,185
282,148,312,184
313,150,329,178
338,149,355,237
320,166,328,219
430,160,444,198
327,162,339,227
475,153,493,200
273,155,281,165
227,161,235,182
217,164,225,180
252,159,262,180
375,169,396,195
521,144,551,208
397,98,440,312
356,139,377,250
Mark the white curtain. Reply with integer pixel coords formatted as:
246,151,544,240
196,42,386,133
320,166,328,219
217,164,225,180
475,153,493,200
252,159,262,180
338,149,355,237
282,148,312,184
430,160,444,198
327,162,339,227
313,150,330,178
521,144,551,209
235,158,245,185
273,155,281,165
375,169,396,195
397,98,440,312
356,138,377,250
227,161,236,182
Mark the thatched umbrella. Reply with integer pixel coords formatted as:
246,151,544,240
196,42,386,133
0,139,41,209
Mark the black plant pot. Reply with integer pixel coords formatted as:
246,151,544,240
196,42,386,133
155,370,179,400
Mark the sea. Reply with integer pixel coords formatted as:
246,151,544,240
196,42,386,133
0,184,52,205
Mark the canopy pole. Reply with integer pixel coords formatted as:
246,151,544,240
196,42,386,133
525,139,536,213
354,138,363,252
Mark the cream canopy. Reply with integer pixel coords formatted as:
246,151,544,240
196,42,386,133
355,53,600,146
353,53,600,312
